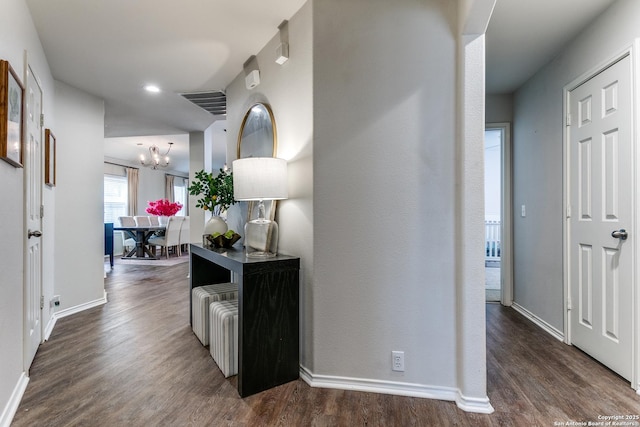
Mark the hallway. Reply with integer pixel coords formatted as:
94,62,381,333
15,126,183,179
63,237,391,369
11,262,639,426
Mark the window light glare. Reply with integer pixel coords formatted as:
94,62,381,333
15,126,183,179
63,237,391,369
144,84,161,93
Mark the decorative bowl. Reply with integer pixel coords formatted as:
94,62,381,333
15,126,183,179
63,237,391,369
206,233,241,249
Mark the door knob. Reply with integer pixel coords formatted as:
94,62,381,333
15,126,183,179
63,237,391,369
611,229,628,240
28,229,42,238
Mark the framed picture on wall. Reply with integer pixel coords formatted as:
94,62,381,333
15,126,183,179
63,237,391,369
0,60,24,168
45,128,56,186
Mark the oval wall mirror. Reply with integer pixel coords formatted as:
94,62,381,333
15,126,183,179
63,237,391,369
236,103,277,159
233,102,279,227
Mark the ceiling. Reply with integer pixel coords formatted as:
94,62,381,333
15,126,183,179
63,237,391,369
486,0,616,94
25,0,307,138
26,0,306,173
25,0,618,171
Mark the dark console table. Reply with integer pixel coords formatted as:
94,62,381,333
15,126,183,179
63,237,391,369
189,244,300,397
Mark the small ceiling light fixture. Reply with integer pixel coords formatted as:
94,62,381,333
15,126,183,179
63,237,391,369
144,84,161,93
139,142,173,169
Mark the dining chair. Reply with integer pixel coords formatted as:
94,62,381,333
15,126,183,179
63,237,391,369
178,216,190,255
134,216,151,227
117,217,137,255
149,216,160,226
118,216,136,227
148,216,184,258
120,231,136,256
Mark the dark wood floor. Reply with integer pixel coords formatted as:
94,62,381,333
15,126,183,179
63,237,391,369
12,262,640,426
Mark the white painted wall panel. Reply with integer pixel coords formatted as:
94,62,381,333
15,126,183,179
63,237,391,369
486,94,513,123
313,0,459,387
53,81,105,310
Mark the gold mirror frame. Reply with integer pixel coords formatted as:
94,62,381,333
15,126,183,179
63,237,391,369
236,102,277,159
236,103,278,223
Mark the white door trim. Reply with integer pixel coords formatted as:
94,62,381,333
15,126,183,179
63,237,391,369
563,43,638,391
486,122,513,306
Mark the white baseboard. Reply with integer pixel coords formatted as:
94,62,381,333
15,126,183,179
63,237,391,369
455,391,494,414
2,293,109,425
43,314,57,341
512,302,564,342
43,291,107,341
0,372,29,427
300,366,494,414
53,290,108,320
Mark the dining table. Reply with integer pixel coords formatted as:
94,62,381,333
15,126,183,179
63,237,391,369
113,225,166,259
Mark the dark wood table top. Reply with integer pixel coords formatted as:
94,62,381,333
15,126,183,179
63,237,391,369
113,225,166,231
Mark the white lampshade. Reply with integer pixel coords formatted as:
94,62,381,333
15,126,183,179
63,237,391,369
233,157,288,201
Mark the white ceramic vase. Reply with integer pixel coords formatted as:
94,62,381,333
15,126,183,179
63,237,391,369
204,215,228,235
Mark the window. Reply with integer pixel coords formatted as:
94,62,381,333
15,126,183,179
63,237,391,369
173,178,188,216
104,174,128,223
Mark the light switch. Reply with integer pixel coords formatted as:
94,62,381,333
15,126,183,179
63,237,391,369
521,205,526,217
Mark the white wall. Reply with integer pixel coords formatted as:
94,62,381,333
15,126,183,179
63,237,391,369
53,81,106,310
313,0,463,393
485,93,513,124
138,167,174,214
226,0,490,409
183,122,228,241
512,0,639,331
0,0,54,423
225,1,314,365
189,131,206,242
207,120,228,170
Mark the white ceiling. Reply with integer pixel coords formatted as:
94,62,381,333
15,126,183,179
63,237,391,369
26,0,307,138
486,0,616,94
25,0,618,172
26,0,306,173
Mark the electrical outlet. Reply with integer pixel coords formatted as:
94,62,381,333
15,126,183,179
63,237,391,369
392,351,404,372
51,295,60,308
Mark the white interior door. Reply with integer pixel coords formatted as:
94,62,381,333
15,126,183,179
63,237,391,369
24,64,43,370
568,54,633,381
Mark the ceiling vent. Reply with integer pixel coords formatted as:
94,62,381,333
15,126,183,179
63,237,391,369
180,90,226,116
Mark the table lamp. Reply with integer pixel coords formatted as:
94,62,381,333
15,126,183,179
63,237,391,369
232,157,288,257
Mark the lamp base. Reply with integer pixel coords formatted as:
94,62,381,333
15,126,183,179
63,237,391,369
246,250,276,259
244,218,279,258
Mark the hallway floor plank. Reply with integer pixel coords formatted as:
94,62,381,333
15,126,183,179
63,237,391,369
11,263,639,426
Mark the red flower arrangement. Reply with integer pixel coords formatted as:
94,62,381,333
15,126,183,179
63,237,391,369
146,199,183,216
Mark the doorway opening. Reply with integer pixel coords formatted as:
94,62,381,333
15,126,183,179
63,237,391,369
484,128,501,301
484,123,512,305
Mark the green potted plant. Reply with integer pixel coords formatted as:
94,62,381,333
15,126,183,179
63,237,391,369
188,167,237,237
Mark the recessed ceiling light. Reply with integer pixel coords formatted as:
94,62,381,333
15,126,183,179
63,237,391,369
144,84,161,93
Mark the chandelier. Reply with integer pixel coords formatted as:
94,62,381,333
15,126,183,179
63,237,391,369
139,142,173,169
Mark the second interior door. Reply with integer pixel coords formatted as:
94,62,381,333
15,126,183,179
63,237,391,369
568,54,633,381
